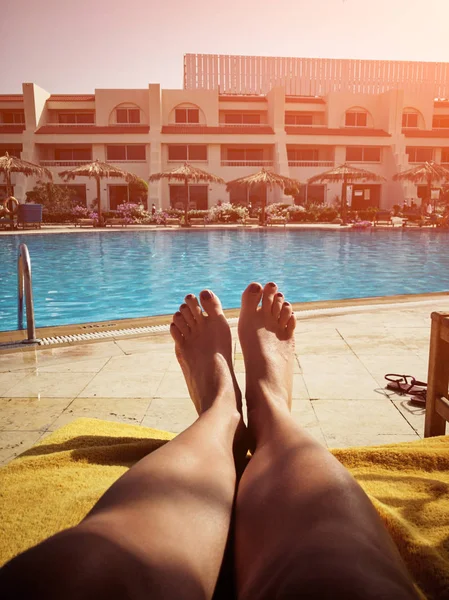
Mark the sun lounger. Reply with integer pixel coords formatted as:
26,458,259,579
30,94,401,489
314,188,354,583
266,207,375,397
105,218,128,227
190,218,206,227
74,219,95,228
268,217,287,227
424,312,449,438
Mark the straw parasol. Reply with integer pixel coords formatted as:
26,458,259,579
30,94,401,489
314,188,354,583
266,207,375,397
60,159,138,225
0,151,52,197
226,168,301,225
149,163,225,225
393,161,449,212
308,163,386,223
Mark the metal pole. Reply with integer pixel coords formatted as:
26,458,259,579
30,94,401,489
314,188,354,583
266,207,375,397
17,243,39,344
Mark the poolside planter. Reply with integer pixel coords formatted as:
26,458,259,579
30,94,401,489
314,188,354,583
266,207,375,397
18,204,43,229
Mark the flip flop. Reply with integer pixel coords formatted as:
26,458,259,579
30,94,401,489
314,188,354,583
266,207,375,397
384,374,427,400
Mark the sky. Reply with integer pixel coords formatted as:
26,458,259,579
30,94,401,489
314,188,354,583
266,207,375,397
2,0,449,93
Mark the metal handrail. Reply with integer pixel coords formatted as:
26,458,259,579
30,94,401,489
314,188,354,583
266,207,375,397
18,244,39,344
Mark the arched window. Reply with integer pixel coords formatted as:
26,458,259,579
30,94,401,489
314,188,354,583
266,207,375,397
345,108,369,127
110,103,144,125
170,103,204,125
402,109,421,129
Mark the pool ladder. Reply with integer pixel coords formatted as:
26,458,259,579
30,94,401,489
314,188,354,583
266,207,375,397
18,243,39,344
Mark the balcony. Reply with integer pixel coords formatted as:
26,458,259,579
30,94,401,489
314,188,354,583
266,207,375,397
40,160,92,167
220,160,274,167
288,160,334,167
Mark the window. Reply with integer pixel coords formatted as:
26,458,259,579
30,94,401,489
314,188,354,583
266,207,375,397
168,145,207,161
442,149,449,164
402,112,418,128
54,148,92,161
170,185,208,209
116,108,140,124
58,113,95,124
2,111,25,124
106,145,146,161
345,111,367,127
346,147,381,162
406,147,433,163
227,148,264,162
175,108,199,124
287,148,319,161
285,113,313,125
224,113,261,124
0,147,21,158
433,115,449,128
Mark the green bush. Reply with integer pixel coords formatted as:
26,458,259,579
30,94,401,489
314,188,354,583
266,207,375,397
316,207,338,222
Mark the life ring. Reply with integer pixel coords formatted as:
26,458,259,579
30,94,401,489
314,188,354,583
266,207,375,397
3,196,19,214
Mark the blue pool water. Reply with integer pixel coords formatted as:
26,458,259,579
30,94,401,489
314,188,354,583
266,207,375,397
0,229,448,332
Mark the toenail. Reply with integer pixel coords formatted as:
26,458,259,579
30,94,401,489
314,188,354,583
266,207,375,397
250,283,260,293
175,311,182,317
180,303,188,309
276,292,283,297
268,282,276,287
201,290,212,300
185,294,194,299
283,302,290,306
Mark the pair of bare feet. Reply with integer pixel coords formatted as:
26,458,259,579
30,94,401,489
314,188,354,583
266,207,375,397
170,282,296,448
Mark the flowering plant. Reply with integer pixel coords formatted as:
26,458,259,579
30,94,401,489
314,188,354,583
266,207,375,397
208,203,248,223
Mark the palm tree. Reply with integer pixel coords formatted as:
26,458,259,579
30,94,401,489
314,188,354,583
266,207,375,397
60,159,138,225
226,168,301,225
393,161,449,213
148,163,225,226
308,163,386,224
0,151,52,198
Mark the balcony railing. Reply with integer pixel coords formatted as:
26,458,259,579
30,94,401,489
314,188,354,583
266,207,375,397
40,160,92,167
285,123,326,128
288,160,334,167
45,122,96,127
105,159,147,163
222,123,268,127
221,160,274,167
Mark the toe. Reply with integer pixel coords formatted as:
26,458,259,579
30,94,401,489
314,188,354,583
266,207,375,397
262,282,278,315
184,294,203,322
279,302,293,328
286,314,296,337
180,303,196,328
241,282,263,313
272,292,284,320
199,289,224,318
170,323,184,345
173,311,190,337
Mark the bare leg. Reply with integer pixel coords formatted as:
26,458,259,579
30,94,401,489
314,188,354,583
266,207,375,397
0,291,244,600
235,282,418,600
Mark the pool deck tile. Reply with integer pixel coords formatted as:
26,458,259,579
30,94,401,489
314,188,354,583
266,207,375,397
0,296,447,466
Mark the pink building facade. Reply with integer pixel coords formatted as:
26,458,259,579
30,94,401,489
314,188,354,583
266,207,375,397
1,54,449,211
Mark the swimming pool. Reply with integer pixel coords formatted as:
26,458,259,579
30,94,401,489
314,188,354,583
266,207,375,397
0,229,448,332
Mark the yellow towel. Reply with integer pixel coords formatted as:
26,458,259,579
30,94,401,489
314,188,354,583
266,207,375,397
0,418,448,599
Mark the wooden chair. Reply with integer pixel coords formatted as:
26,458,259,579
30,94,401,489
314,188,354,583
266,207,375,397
424,312,449,437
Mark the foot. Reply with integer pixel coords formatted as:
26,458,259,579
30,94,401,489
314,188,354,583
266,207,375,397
170,290,242,416
238,282,296,437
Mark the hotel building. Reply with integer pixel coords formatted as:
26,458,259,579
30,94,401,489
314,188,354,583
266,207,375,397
1,54,449,211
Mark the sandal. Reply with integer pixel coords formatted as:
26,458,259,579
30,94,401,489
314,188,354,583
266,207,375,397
384,374,427,401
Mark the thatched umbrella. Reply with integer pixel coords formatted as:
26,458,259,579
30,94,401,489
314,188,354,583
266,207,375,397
149,163,225,225
393,161,449,213
0,151,52,198
60,159,137,225
226,168,301,225
308,163,386,224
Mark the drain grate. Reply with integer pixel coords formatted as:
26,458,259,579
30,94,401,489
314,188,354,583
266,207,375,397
37,298,443,346
1,297,443,350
